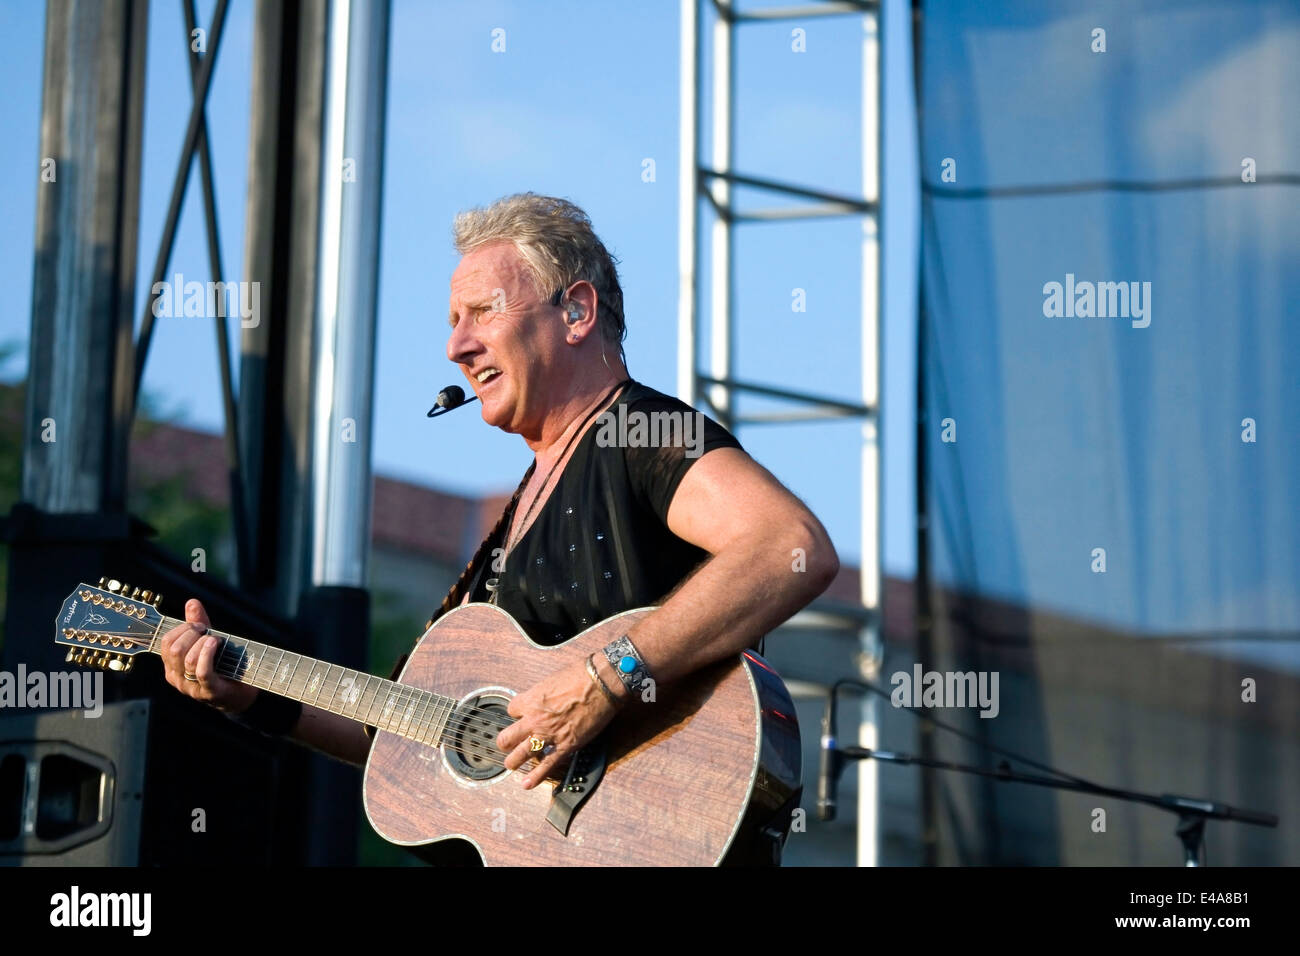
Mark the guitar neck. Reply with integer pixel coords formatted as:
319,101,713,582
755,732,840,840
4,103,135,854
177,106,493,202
151,615,456,745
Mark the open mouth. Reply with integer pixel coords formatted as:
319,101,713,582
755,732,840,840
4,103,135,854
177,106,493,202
474,368,502,389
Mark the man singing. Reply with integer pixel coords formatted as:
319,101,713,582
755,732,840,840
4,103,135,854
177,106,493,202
159,193,839,861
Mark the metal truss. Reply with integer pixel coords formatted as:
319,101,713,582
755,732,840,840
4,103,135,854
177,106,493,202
678,0,883,865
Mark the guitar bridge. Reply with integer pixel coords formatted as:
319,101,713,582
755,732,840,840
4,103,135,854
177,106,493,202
546,740,607,836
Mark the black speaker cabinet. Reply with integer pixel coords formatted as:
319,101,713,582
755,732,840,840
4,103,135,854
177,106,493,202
0,697,292,866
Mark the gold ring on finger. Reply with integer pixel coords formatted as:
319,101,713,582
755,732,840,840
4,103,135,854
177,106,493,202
184,672,199,682
528,734,546,752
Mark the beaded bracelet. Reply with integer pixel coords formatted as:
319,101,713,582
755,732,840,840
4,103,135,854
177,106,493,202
230,691,303,737
601,634,652,696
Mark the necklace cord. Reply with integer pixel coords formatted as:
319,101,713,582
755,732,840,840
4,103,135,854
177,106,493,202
501,378,632,556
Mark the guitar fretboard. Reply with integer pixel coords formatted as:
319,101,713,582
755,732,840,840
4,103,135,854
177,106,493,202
151,616,456,746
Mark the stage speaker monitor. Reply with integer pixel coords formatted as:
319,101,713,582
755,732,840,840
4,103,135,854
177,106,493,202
0,699,148,865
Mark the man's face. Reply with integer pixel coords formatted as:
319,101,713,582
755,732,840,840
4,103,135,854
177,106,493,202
446,241,566,436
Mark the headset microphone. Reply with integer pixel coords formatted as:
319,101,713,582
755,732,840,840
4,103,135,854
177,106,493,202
427,384,480,418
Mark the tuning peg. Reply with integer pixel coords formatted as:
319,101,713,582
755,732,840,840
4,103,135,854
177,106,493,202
130,587,141,599
98,576,107,587
122,660,134,674
65,649,75,663
151,594,163,608
141,590,153,603
107,580,121,593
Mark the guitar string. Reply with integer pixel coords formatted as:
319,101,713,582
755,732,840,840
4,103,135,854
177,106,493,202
79,618,545,742
67,626,521,766
160,618,523,737
197,637,529,767
200,642,526,769
69,626,563,768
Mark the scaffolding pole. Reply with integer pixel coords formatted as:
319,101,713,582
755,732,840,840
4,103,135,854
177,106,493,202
679,0,883,865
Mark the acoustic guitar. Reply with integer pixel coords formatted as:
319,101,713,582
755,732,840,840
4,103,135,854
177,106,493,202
55,579,803,866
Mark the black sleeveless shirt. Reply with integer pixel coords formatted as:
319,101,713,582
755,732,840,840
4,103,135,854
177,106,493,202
465,380,742,644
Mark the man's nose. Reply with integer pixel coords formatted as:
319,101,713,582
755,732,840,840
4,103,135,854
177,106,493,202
446,316,476,365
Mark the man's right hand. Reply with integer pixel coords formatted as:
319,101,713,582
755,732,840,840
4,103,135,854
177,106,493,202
159,598,260,714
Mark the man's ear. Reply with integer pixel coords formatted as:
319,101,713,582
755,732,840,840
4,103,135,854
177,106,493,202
562,281,600,338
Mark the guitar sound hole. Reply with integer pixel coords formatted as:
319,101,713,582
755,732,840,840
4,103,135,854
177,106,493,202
444,695,511,781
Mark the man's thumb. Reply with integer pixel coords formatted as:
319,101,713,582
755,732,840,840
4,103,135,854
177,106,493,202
185,598,212,629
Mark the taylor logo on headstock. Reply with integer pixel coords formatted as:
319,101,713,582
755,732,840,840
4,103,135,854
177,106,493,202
54,578,166,675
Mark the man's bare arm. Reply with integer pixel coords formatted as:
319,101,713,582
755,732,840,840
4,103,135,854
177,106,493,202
287,705,373,767
617,446,839,684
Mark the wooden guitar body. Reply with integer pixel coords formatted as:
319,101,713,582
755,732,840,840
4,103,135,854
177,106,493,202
362,603,802,866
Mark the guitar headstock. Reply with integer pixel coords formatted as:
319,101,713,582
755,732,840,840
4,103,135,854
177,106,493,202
55,578,165,673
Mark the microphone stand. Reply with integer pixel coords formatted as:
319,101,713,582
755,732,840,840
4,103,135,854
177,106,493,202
822,683,1278,866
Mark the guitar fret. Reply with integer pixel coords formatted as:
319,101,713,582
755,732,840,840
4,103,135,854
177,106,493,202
426,694,446,746
277,649,293,690
249,642,267,688
268,648,283,690
313,664,332,709
285,654,303,701
396,685,416,737
337,670,350,713
423,692,442,745
304,660,322,700
409,686,426,742
254,642,269,687
395,686,412,737
431,693,452,745
146,616,453,743
412,690,432,744
361,678,382,728
391,684,410,734
213,634,230,676
341,669,362,714
364,676,382,723
342,672,362,716
356,675,376,721
380,685,399,732
329,666,345,714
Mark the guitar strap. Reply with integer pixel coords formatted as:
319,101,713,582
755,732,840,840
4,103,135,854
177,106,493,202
422,463,534,629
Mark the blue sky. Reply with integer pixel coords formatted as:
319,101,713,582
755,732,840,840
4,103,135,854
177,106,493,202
0,0,920,576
